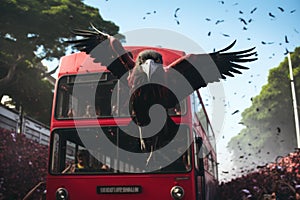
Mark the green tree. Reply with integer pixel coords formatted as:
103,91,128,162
0,0,120,125
228,47,300,168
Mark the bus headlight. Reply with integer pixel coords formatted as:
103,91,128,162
170,186,184,200
56,187,68,200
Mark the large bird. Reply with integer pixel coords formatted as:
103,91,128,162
67,25,257,156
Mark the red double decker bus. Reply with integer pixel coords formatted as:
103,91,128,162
46,46,218,200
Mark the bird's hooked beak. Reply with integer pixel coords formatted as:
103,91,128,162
141,59,161,81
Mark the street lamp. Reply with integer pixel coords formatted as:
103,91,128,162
287,52,300,148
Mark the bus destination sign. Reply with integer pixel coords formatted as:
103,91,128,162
97,186,142,194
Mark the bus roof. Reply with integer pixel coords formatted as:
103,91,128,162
58,46,186,77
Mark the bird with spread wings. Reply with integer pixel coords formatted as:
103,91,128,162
67,25,257,155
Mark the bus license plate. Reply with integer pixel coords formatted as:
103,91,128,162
97,186,142,194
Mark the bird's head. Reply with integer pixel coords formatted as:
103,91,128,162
136,50,163,81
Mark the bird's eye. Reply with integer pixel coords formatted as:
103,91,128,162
155,59,161,63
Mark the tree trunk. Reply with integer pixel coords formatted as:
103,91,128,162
0,55,24,91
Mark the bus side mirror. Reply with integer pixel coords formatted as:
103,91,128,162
196,137,202,146
195,137,204,176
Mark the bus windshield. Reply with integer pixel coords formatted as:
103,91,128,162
50,126,191,174
55,73,186,119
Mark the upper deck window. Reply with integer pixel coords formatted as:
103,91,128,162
55,73,186,119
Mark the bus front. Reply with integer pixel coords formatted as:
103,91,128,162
46,51,201,200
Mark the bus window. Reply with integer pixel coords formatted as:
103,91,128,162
192,91,208,133
197,106,208,133
206,153,217,178
55,73,118,119
50,126,191,174
55,73,186,119
200,144,210,171
208,124,216,151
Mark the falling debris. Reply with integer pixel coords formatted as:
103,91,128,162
250,7,257,14
285,35,289,43
284,48,289,55
269,12,275,18
221,33,230,37
231,110,239,115
215,19,225,24
278,7,284,12
238,17,247,25
276,127,281,133
174,8,181,25
174,8,180,18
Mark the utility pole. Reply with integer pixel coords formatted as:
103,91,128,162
288,52,300,148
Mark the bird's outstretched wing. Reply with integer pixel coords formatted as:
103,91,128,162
209,40,257,78
66,25,135,78
165,40,257,103
67,25,110,53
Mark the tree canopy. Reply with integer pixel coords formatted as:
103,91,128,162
0,0,121,125
228,46,300,168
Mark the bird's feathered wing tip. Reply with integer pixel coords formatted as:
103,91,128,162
210,41,257,80
66,25,135,78
89,22,110,37
65,24,111,53
216,40,237,53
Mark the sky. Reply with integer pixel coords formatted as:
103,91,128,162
50,0,300,181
